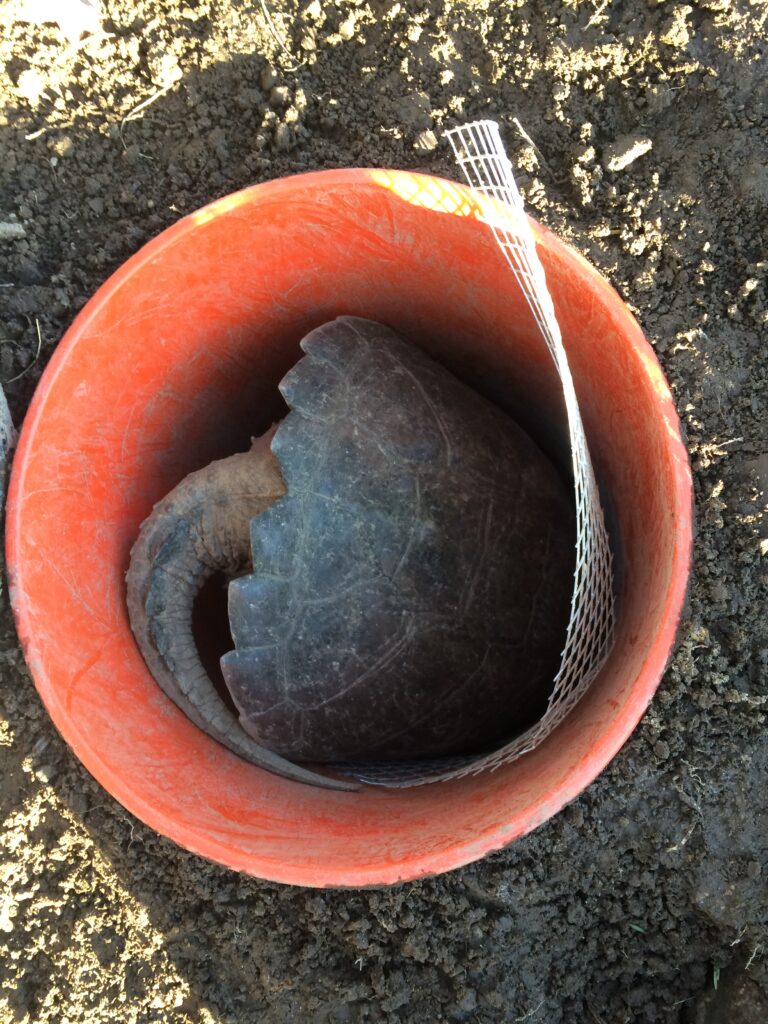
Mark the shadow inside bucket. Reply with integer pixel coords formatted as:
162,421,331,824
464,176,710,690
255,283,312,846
192,572,238,716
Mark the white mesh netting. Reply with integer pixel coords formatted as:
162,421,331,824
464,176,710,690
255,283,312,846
342,120,615,787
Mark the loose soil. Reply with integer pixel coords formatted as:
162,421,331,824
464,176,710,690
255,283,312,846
0,1,766,1022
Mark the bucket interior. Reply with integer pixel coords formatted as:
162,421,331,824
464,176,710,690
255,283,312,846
7,170,692,886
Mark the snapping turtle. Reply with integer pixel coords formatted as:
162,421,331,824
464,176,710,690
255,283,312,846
127,317,575,790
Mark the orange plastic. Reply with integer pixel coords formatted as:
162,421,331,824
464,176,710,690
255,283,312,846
6,170,693,887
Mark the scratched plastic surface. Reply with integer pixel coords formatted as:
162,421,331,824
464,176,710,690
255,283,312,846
6,170,693,887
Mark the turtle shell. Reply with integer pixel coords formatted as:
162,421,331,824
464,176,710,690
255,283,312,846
221,317,575,763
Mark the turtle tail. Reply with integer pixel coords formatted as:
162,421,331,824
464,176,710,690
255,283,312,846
125,429,358,792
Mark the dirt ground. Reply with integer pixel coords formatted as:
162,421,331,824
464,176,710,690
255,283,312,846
0,0,767,1021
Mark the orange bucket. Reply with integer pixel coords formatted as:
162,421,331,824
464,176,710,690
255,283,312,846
6,170,693,886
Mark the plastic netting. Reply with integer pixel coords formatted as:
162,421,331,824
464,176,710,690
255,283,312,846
341,120,615,786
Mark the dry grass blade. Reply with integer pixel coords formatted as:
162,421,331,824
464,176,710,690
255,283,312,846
3,317,43,385
258,0,306,72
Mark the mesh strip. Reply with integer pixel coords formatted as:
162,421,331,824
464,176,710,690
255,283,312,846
337,121,615,787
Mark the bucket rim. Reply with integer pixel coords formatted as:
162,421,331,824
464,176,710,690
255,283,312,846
6,168,694,886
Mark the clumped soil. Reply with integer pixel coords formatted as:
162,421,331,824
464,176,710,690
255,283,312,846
0,1,766,1022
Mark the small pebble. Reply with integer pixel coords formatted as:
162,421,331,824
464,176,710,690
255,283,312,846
602,134,653,172
50,135,74,158
269,85,291,109
413,129,438,153
260,65,278,91
573,144,596,165
338,15,357,41
654,739,670,760
660,6,692,49
0,222,26,241
274,123,293,151
36,764,58,784
17,68,46,104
